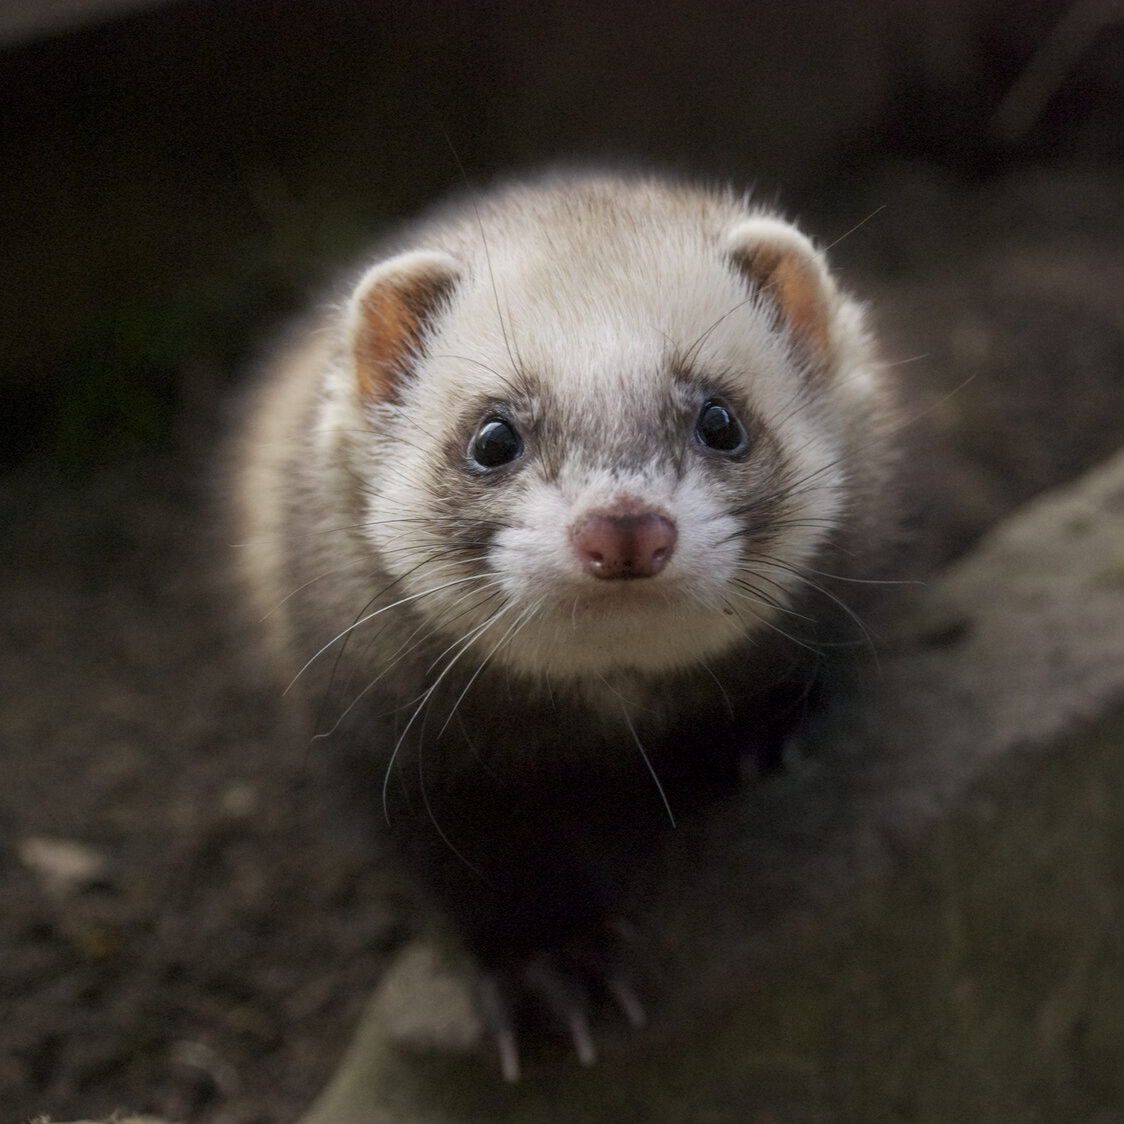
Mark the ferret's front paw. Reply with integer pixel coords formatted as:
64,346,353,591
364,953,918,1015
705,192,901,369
473,923,647,1082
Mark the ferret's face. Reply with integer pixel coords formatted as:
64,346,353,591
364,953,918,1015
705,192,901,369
335,187,868,681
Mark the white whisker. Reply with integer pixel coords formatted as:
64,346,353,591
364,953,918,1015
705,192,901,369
286,572,488,692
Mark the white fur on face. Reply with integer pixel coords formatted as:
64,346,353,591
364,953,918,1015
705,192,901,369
335,177,875,684
487,464,750,678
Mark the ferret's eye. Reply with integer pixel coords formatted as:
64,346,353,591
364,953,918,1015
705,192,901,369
695,399,748,455
470,418,522,469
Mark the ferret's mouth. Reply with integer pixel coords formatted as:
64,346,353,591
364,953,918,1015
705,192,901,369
563,578,683,618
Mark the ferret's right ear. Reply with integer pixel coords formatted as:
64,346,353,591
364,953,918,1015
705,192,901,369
346,250,460,402
723,218,837,361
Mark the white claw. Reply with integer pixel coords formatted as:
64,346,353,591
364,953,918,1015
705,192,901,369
497,1029,521,1084
477,976,521,1083
609,978,648,1029
569,1011,597,1067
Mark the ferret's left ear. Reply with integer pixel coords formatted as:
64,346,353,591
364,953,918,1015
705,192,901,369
724,218,837,359
346,250,461,403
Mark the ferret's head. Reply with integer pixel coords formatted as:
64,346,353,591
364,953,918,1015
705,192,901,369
320,177,885,682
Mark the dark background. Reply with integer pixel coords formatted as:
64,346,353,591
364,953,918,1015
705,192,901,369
3,0,1120,471
2,2,1123,1122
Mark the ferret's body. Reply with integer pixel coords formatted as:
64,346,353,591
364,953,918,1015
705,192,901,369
231,172,905,1075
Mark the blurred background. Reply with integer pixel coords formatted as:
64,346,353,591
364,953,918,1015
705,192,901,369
2,0,1121,471
1,2,1123,1122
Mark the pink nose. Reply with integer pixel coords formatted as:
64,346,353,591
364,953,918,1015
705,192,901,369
572,510,678,580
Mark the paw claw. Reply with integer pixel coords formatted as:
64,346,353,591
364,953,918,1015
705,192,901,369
568,1008,597,1067
472,920,646,1077
522,953,600,1066
497,1029,521,1083
523,954,591,1031
608,976,647,1029
476,975,521,1082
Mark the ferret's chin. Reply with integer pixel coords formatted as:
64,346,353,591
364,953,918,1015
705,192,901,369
497,597,743,680
567,579,679,617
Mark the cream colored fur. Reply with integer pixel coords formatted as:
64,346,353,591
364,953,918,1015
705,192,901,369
234,173,891,691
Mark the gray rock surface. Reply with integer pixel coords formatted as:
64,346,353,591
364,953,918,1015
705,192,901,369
296,444,1124,1124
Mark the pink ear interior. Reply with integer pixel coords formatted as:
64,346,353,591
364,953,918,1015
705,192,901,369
729,241,833,359
353,269,456,402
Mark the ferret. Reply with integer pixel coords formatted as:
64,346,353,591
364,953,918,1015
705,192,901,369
230,170,904,1080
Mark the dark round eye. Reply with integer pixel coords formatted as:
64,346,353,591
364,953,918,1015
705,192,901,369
695,399,748,454
470,418,522,469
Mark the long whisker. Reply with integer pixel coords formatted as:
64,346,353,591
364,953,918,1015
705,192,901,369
435,599,540,741
286,572,487,691
381,605,514,823
616,691,676,829
823,204,886,252
750,553,879,656
312,581,507,738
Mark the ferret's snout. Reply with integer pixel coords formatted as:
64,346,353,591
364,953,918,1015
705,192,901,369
571,510,678,580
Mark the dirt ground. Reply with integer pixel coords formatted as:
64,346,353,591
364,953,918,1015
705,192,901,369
3,160,1124,1124
0,459,414,1123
